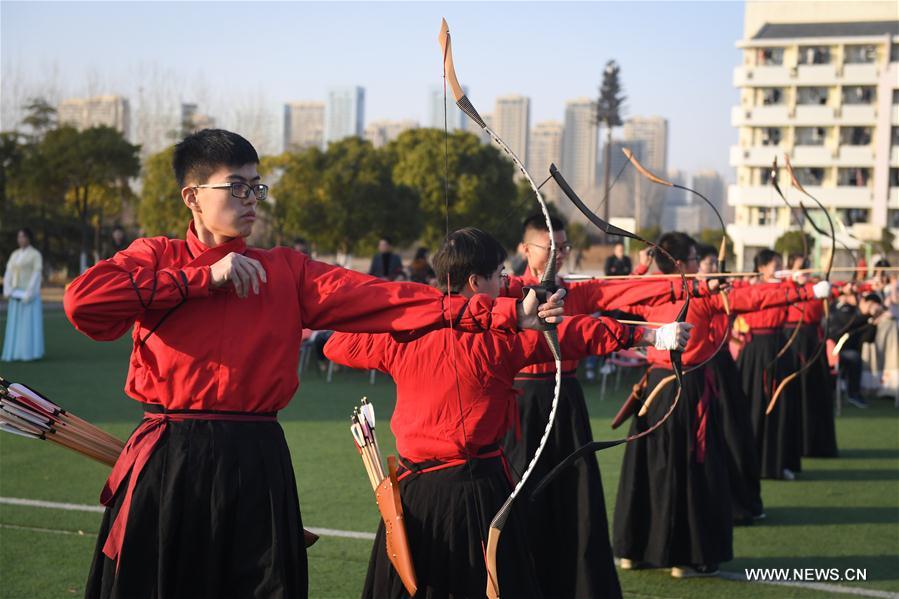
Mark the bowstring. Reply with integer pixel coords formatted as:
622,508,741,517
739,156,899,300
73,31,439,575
442,63,491,567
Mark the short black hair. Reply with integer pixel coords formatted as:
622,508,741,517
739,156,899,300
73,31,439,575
754,249,780,272
788,253,808,269
862,293,883,304
522,212,566,237
172,129,259,187
696,244,717,261
18,228,35,244
655,232,696,274
433,228,507,293
293,237,307,245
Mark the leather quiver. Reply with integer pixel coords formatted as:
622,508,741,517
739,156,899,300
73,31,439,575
611,369,650,429
376,455,418,596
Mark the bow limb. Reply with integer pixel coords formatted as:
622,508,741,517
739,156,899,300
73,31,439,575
766,157,807,372
440,20,561,599
548,164,688,438
763,155,838,416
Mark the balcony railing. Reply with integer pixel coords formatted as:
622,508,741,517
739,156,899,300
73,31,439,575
838,146,875,165
730,145,781,166
841,63,880,83
796,64,838,84
792,146,835,164
793,105,837,125
838,105,878,124
734,65,792,86
729,184,874,208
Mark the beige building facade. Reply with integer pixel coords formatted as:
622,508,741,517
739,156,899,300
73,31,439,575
728,1,899,269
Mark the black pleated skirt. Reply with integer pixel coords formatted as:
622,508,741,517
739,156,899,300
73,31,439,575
361,456,541,599
711,348,764,522
501,377,622,599
612,366,733,568
737,332,803,479
86,418,307,599
786,324,838,457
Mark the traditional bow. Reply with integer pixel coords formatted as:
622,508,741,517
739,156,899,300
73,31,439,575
765,155,837,414
439,20,562,599
528,164,691,497
763,157,808,388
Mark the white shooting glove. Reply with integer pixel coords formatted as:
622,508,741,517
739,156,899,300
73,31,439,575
653,322,689,351
813,280,831,299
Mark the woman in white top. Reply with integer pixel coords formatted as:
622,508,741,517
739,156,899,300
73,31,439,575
2,228,44,361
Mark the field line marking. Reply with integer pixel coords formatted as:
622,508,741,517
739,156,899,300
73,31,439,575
719,571,899,598
1,522,95,537
0,496,376,541
4,496,894,596
0,496,105,513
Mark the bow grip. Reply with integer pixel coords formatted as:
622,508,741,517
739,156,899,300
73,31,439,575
522,281,558,331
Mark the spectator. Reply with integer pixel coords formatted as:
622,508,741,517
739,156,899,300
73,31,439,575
102,226,129,259
604,242,632,276
368,237,404,280
830,291,882,408
408,247,436,285
2,228,44,361
293,237,310,255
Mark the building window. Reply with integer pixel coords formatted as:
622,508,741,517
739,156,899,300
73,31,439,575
797,87,829,105
837,167,871,187
757,207,777,226
890,168,899,187
891,44,899,63
796,127,827,146
757,47,784,66
759,127,783,146
844,45,877,64
759,87,785,105
799,46,831,65
794,167,825,187
893,127,899,146
838,208,869,225
840,127,872,145
842,86,876,105
889,210,899,228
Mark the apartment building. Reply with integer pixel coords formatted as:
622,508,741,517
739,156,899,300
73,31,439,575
728,1,899,269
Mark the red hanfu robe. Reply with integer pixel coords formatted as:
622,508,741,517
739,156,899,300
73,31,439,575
325,314,642,463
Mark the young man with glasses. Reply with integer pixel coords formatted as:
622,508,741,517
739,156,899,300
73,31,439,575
63,129,566,599
324,227,691,599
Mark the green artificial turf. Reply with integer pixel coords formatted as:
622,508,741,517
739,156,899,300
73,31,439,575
1,311,897,598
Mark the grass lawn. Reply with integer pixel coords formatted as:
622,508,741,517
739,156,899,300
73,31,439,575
1,310,898,598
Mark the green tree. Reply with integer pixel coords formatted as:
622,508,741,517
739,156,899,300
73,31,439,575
138,146,186,237
387,128,527,248
40,125,141,270
272,137,419,255
595,60,626,238
774,230,813,258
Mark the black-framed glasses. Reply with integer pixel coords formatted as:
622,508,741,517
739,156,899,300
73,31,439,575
527,241,573,253
195,182,269,201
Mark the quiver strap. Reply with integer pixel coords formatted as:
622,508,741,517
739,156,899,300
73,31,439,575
376,455,418,596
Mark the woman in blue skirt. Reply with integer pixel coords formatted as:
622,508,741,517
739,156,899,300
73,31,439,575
2,228,44,361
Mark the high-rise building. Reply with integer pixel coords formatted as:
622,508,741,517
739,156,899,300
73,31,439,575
181,103,215,135
692,170,728,231
324,86,364,147
284,101,325,152
528,121,564,203
429,84,468,132
493,95,530,167
58,95,130,139
661,169,689,231
622,116,669,174
560,98,598,203
623,116,669,228
364,119,418,148
728,1,899,269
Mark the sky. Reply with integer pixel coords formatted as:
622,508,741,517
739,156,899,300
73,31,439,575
1,1,744,179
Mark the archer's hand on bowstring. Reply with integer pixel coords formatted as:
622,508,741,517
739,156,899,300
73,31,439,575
639,321,693,352
517,288,567,331
210,252,268,299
